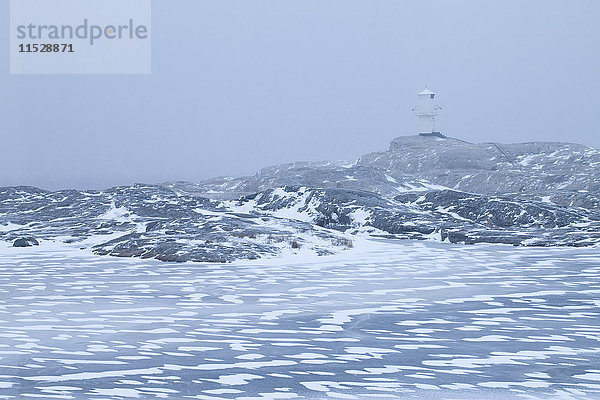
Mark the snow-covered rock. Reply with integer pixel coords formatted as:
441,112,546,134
168,135,600,210
0,185,351,262
3,136,600,262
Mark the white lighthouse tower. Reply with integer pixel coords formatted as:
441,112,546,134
413,87,445,138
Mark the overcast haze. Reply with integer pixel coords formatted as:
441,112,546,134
1,0,599,190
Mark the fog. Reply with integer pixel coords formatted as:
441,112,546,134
1,0,598,190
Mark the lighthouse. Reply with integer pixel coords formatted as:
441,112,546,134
413,87,445,138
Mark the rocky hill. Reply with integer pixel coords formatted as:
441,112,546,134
169,135,600,207
2,135,599,262
361,136,600,205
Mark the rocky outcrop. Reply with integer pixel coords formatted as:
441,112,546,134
13,237,39,247
359,136,600,202
3,136,599,262
394,189,594,229
236,186,600,247
167,135,600,210
0,185,350,262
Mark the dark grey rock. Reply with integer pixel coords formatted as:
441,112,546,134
13,237,39,247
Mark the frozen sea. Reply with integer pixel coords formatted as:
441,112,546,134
1,239,600,399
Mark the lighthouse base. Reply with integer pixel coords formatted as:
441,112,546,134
419,132,446,139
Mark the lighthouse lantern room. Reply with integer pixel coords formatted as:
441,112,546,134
413,87,445,138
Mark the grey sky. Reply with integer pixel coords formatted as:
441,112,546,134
1,0,599,190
